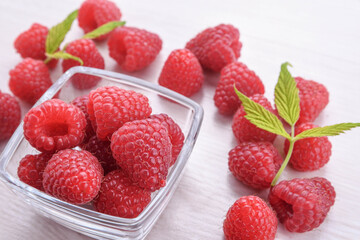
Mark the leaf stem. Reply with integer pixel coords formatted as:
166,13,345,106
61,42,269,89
271,125,296,186
43,56,52,64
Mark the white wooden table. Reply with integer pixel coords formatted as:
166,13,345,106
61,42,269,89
1,0,360,239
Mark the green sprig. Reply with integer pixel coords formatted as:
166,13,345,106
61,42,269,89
234,62,360,186
82,21,126,39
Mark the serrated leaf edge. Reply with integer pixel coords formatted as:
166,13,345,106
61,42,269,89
46,51,83,65
274,62,300,126
46,9,79,54
234,86,290,139
82,21,126,39
295,122,360,140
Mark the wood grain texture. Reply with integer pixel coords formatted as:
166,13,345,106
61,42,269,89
1,0,360,239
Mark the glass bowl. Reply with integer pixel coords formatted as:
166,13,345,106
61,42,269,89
0,67,204,240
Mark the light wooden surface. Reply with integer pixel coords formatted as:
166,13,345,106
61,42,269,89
1,0,360,239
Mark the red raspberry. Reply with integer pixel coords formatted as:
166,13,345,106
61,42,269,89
232,94,277,143
9,58,53,105
17,153,52,191
294,77,329,125
83,135,119,174
88,86,152,140
93,169,151,218
0,91,21,141
269,177,336,232
108,26,162,72
223,195,277,240
149,113,185,166
78,0,121,41
185,24,242,72
42,149,103,205
23,99,87,152
214,62,264,115
71,95,95,144
62,39,105,89
158,49,204,97
285,123,332,171
228,142,282,189
14,23,58,69
111,119,172,191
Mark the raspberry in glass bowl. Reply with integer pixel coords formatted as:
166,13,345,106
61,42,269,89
0,66,203,240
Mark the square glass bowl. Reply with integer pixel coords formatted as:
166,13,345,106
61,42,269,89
0,67,204,240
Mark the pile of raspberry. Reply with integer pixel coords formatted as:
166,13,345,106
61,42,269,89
219,55,333,238
0,0,340,238
1,0,165,143
17,85,185,218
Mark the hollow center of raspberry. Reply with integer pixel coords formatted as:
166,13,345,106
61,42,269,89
280,199,294,219
115,40,127,64
43,122,68,136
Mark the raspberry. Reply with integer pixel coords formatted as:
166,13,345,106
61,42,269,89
17,153,52,191
111,119,172,191
232,94,277,143
228,142,283,189
71,95,95,144
285,123,332,171
62,39,105,89
88,86,152,140
9,58,53,105
295,77,329,124
269,177,336,232
108,26,162,72
23,99,87,152
149,113,185,166
93,169,151,218
78,0,121,41
158,49,204,97
223,196,277,240
214,62,264,115
14,23,58,69
83,135,119,174
0,91,21,141
42,149,103,205
185,24,242,72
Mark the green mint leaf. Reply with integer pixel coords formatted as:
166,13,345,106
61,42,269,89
295,123,360,140
82,21,126,39
46,51,83,65
46,9,79,54
274,62,300,126
234,86,290,139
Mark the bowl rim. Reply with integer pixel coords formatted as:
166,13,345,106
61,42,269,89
0,66,204,226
